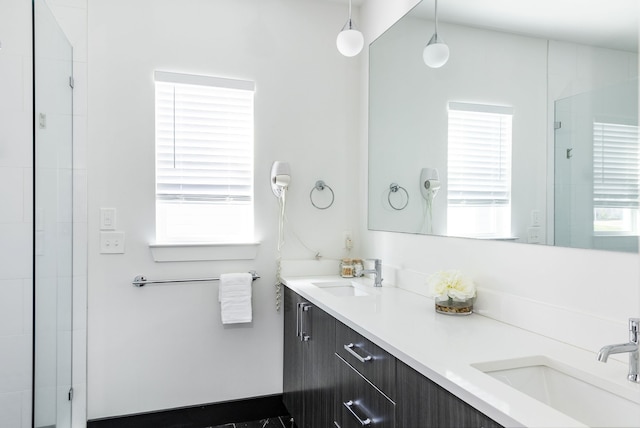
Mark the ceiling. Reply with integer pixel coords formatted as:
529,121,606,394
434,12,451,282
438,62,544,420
326,0,638,52
409,0,638,52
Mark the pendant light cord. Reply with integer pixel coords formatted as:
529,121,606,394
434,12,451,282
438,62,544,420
434,0,439,35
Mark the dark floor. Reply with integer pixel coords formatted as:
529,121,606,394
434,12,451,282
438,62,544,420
211,416,292,428
87,394,291,428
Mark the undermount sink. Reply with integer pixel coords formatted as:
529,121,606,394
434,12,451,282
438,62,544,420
311,280,370,297
472,356,640,427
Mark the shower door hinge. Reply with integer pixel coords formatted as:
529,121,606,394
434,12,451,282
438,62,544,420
554,121,562,130
69,76,75,89
68,387,74,401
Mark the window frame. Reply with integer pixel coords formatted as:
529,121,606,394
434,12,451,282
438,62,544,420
153,71,256,246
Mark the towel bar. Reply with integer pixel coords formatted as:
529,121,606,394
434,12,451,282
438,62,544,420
132,271,259,287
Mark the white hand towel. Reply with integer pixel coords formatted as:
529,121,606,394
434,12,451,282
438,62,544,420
219,272,253,324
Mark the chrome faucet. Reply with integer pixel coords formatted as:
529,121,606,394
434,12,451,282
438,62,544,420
360,259,383,287
597,318,639,383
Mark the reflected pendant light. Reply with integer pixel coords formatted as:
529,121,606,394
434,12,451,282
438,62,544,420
423,0,449,68
337,0,364,57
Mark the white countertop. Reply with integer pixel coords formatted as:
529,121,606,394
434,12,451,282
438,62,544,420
283,276,640,428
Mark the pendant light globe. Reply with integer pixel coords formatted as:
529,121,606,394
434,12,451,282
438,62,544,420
423,33,449,68
336,0,363,57
423,0,449,68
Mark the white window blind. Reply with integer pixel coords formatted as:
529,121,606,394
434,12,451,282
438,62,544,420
447,102,513,206
154,71,255,242
593,121,639,209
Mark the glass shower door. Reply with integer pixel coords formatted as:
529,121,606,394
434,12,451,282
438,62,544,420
33,0,74,426
554,79,639,252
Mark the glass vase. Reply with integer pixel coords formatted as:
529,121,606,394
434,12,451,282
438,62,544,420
434,296,474,315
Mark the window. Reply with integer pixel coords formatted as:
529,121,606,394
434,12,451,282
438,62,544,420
593,121,639,235
154,71,255,243
447,102,513,238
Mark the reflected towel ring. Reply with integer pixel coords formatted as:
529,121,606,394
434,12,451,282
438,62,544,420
388,183,409,210
310,180,335,210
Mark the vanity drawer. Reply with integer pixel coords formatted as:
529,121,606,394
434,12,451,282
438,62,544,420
335,354,395,428
335,320,396,398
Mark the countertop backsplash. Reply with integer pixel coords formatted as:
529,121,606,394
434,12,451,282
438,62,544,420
281,259,631,361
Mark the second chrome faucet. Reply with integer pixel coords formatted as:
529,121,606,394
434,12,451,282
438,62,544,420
597,318,639,383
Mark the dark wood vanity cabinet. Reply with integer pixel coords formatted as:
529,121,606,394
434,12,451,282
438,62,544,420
283,288,335,428
284,287,503,428
396,360,504,428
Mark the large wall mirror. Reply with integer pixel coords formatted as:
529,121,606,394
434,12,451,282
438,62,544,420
368,0,639,252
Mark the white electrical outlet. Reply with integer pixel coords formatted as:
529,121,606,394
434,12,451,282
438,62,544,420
527,227,541,244
100,231,126,254
344,231,353,250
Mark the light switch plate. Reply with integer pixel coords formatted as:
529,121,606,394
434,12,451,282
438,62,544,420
100,208,116,230
100,231,125,254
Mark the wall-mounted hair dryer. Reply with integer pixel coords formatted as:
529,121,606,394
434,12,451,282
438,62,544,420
271,161,291,198
271,161,291,254
420,168,440,201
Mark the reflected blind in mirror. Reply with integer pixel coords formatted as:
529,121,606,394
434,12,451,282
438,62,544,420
447,102,513,206
593,121,639,209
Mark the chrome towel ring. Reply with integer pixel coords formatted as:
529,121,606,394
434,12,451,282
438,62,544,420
388,183,409,210
310,180,335,209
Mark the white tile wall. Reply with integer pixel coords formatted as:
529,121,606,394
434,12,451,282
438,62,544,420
0,393,23,428
0,168,24,223
0,223,31,280
0,55,26,112
0,335,32,394
0,111,31,168
0,280,24,336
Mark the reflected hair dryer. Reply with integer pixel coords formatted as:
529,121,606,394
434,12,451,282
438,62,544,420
420,168,440,200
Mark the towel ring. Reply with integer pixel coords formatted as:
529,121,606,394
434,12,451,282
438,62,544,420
388,183,409,210
310,180,335,210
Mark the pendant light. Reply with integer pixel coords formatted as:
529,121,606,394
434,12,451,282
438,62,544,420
336,0,364,57
423,0,449,68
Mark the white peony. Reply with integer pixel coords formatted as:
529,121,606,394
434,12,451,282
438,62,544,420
427,270,476,301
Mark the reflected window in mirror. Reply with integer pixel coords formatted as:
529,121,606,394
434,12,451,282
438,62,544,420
447,102,513,238
593,121,640,235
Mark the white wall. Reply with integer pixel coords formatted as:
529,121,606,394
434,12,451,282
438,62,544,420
360,0,640,355
0,1,35,426
87,0,360,419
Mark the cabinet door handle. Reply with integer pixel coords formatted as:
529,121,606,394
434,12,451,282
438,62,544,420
296,303,301,338
343,400,372,426
300,303,311,342
344,343,372,363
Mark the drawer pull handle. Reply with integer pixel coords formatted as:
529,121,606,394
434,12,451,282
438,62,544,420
344,343,372,363
343,400,372,426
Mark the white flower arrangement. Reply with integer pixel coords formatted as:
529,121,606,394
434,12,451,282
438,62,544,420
427,269,476,302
